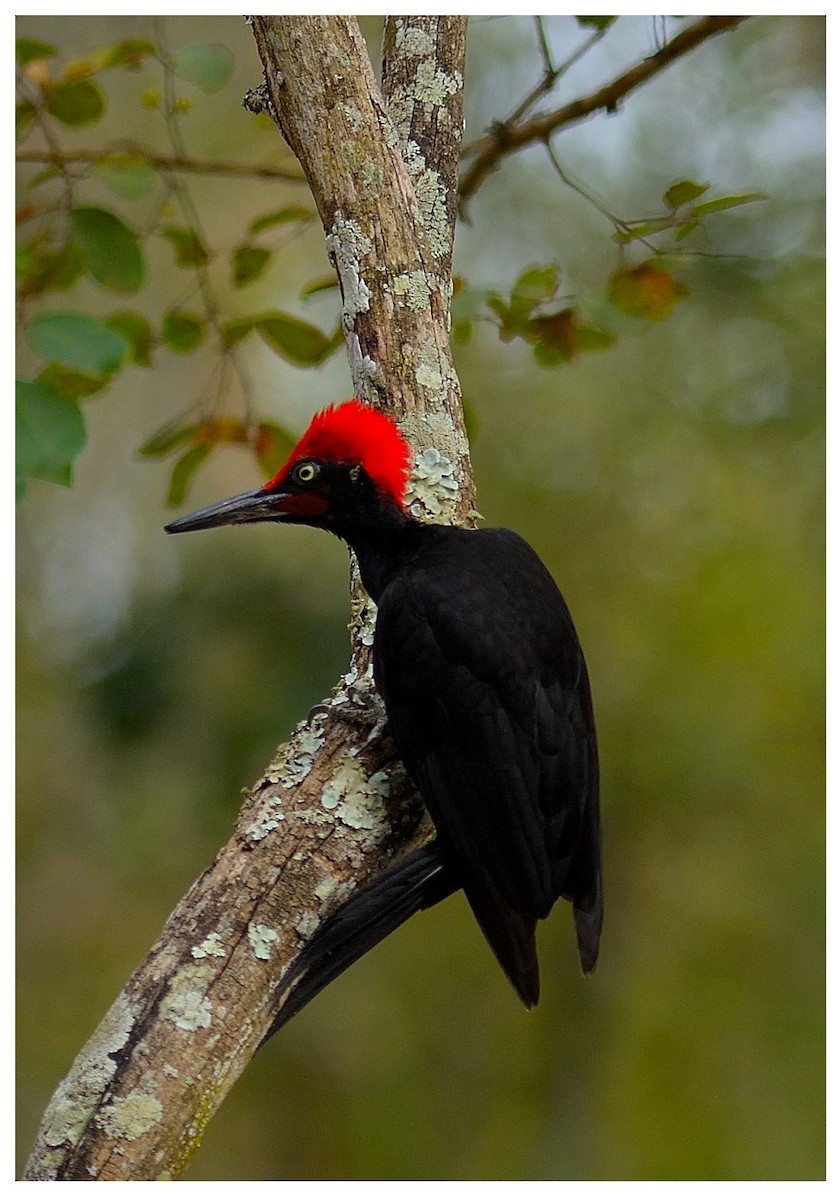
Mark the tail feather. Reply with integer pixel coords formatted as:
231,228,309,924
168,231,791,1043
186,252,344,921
262,842,456,1045
262,841,599,1042
573,878,603,975
462,880,540,1009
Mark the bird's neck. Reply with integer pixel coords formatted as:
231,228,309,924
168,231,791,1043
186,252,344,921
335,502,419,602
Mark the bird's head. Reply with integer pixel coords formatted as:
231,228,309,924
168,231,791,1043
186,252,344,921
165,400,412,538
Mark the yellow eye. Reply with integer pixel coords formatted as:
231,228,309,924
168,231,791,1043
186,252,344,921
294,461,319,484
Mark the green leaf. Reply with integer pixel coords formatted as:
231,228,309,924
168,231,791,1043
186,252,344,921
257,312,332,366
106,312,154,366
689,192,768,216
486,266,564,337
62,57,98,81
532,341,570,368
140,417,199,458
38,364,109,398
16,378,87,487
248,206,315,236
171,43,234,93
167,444,212,507
161,225,208,268
220,318,257,350
575,16,616,30
161,311,206,353
510,265,560,320
46,80,105,127
26,312,129,375
300,274,339,299
93,154,157,199
232,244,272,288
664,179,711,209
674,218,701,243
16,38,56,65
16,241,85,295
71,206,145,292
486,294,516,342
93,39,156,70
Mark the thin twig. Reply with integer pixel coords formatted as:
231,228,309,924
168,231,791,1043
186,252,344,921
542,141,659,256
501,17,610,131
534,15,556,75
15,146,306,183
459,15,749,207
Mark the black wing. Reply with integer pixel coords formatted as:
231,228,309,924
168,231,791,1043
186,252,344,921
374,527,601,1005
262,843,457,1045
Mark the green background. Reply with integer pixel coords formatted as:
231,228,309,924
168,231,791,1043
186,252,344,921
17,15,824,1180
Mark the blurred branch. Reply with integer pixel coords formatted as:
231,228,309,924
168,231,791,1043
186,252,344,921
15,145,306,182
150,19,250,422
24,14,470,1182
459,15,750,211
500,16,610,131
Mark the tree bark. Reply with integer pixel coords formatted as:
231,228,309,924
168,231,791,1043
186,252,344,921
24,15,469,1182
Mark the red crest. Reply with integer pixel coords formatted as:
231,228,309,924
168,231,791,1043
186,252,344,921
265,400,412,506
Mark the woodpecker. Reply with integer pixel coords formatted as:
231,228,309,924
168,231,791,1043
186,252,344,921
166,400,601,1014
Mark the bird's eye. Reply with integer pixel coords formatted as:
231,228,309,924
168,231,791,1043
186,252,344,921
293,461,319,484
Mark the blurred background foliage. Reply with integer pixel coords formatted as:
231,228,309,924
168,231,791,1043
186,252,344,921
16,14,824,1181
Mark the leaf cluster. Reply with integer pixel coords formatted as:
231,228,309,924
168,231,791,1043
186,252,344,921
452,172,767,366
16,34,340,503
476,264,615,367
613,179,766,248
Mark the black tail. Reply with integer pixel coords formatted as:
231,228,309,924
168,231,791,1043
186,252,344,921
573,876,603,976
262,842,457,1045
462,880,540,1009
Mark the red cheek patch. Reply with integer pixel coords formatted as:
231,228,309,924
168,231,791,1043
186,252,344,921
277,493,330,517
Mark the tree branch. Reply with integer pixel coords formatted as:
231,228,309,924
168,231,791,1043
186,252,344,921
15,145,306,182
24,15,469,1181
459,15,750,209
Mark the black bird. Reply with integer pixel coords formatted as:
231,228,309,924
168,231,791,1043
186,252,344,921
166,399,601,1019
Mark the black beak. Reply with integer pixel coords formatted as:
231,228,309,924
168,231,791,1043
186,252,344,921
165,487,288,534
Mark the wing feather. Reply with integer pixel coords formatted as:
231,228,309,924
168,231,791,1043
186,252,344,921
373,526,601,988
